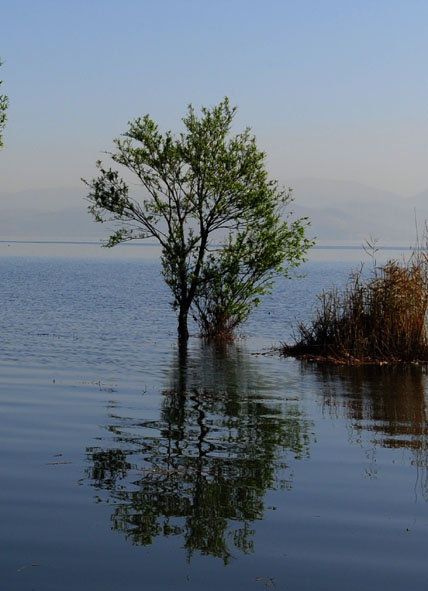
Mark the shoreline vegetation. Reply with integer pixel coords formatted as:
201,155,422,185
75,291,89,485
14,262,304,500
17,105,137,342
281,237,428,366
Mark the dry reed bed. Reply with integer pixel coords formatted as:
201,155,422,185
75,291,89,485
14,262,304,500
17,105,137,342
282,245,428,365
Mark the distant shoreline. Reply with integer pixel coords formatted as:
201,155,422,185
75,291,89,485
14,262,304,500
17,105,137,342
0,240,415,250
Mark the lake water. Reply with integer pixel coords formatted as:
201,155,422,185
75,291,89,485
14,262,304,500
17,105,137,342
1,243,428,590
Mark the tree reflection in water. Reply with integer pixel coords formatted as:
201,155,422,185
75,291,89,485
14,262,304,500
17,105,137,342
85,342,312,563
309,363,428,488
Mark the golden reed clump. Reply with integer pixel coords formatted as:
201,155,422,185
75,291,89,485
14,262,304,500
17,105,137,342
283,237,428,364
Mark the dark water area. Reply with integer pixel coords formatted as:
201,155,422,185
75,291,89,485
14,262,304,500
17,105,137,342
1,246,428,590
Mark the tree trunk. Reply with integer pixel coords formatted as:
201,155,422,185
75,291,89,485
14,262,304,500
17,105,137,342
178,306,189,343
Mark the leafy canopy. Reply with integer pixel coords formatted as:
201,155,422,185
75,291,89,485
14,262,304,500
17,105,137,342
85,98,313,339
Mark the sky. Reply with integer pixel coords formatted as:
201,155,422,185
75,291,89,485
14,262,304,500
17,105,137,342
1,0,428,202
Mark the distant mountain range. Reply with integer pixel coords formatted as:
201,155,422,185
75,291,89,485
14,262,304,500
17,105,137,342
0,187,107,241
286,178,428,246
0,179,427,245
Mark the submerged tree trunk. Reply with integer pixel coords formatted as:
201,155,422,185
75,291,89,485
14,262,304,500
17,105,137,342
178,307,189,343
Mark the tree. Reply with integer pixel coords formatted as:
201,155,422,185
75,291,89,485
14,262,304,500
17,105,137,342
0,57,8,149
192,200,311,338
85,98,313,342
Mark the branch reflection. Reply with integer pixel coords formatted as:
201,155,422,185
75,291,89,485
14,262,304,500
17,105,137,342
85,342,312,563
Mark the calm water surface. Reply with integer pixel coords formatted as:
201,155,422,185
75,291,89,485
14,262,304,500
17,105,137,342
1,244,428,590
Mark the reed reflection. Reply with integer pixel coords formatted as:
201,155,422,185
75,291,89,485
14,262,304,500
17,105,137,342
85,342,311,563
309,363,428,483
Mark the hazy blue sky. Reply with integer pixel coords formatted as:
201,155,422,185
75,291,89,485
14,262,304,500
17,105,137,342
1,0,428,199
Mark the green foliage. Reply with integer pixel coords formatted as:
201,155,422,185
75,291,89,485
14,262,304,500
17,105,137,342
0,57,8,149
194,199,311,338
85,98,313,340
